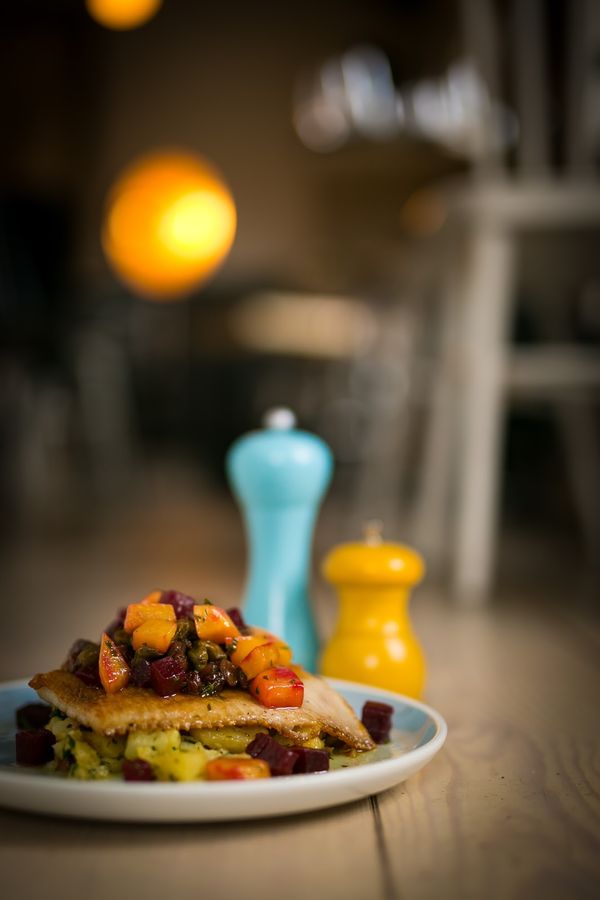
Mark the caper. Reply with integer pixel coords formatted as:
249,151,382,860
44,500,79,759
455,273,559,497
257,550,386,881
187,641,209,672
132,646,162,665
219,658,238,687
200,667,226,696
167,640,189,671
186,671,203,694
75,644,100,670
204,641,226,661
174,619,194,642
112,628,131,647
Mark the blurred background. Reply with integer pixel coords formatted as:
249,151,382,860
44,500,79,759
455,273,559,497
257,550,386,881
1,0,599,677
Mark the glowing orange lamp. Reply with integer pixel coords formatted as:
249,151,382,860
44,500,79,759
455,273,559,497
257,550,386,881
86,0,162,30
102,150,237,300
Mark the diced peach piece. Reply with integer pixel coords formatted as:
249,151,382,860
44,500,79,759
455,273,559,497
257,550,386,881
124,602,175,634
99,632,130,694
132,618,177,653
193,604,240,643
140,590,162,605
250,667,304,708
272,640,292,666
227,635,270,668
238,642,282,679
247,628,293,666
205,757,271,780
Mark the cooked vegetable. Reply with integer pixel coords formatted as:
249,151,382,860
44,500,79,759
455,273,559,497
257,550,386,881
34,590,307,710
64,638,98,673
246,733,299,776
99,632,131,694
204,640,227,661
187,641,209,671
190,726,267,753
110,628,131,648
250,667,304,709
205,757,270,780
125,729,181,760
193,604,240,644
85,731,126,759
150,741,208,781
292,747,329,773
124,602,175,634
186,671,203,694
131,618,177,653
160,590,196,620
15,728,55,766
196,662,226,696
130,657,152,688
16,703,51,731
361,700,394,744
124,728,209,781
122,759,156,781
173,618,195,642
75,643,101,669
218,658,239,687
150,656,187,696
167,640,189,672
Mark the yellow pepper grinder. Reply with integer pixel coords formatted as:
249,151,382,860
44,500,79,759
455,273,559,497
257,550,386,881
320,521,426,698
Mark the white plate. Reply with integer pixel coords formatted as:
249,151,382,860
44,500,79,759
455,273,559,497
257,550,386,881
0,677,446,822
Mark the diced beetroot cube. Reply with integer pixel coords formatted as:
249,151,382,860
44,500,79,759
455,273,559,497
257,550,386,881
130,657,152,688
226,607,247,631
150,656,187,696
160,590,196,620
122,759,156,781
16,703,51,730
292,747,329,774
16,728,55,766
246,733,299,776
75,666,101,688
361,700,394,743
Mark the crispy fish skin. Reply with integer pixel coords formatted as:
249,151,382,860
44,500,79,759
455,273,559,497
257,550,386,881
29,670,375,751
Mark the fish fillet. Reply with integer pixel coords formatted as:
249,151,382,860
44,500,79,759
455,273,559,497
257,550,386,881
29,670,375,751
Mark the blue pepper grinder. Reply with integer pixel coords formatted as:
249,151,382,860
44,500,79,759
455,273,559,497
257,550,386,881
226,408,333,672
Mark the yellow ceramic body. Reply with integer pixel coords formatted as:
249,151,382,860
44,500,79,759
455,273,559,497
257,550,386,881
320,539,426,698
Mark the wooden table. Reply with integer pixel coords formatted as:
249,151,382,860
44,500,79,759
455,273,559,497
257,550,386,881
1,593,599,900
0,487,598,899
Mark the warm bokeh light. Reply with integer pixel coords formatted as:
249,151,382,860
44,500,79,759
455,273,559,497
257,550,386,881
230,292,377,358
86,0,162,30
102,150,237,300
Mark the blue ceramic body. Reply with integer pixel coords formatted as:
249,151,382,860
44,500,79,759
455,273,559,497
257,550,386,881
226,426,333,671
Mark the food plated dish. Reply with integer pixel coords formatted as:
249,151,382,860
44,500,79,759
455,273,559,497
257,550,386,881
22,590,376,783
0,678,446,821
0,588,446,819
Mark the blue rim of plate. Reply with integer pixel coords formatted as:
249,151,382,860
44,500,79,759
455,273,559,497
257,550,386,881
0,677,447,797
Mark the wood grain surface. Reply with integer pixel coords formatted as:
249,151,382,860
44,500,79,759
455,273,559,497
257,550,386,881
0,489,598,900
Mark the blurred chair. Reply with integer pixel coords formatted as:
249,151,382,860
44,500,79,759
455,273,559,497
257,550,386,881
415,0,600,603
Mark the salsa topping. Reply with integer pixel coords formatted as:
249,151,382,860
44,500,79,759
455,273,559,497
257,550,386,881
62,591,305,710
